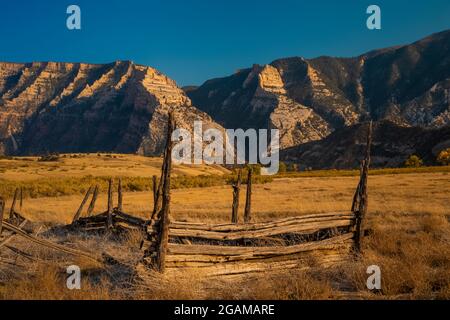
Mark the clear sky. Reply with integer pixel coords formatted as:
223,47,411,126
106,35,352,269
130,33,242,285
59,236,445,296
0,0,449,86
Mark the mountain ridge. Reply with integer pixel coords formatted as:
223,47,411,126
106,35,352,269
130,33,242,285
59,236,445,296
187,29,450,149
0,30,449,169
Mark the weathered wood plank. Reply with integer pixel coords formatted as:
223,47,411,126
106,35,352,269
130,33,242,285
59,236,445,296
165,252,351,277
167,232,354,256
169,218,353,240
165,244,353,264
170,212,354,232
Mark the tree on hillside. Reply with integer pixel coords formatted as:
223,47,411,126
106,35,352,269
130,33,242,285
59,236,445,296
405,155,423,168
437,148,450,166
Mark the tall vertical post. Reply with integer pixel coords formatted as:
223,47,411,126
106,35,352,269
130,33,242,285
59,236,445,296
0,197,5,236
117,178,123,212
353,121,372,253
151,175,158,219
107,178,114,229
156,112,175,273
244,167,253,223
19,187,23,210
152,154,165,220
231,169,242,224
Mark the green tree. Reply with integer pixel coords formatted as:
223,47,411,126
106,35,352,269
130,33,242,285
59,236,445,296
405,155,423,168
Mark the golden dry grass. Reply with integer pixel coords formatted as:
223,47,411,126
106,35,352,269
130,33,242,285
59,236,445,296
0,153,229,181
0,165,449,300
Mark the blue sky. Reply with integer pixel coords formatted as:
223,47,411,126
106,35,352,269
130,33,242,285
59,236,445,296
0,0,449,86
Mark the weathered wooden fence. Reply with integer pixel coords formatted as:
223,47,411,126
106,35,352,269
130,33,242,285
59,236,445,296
138,116,373,277
17,112,371,277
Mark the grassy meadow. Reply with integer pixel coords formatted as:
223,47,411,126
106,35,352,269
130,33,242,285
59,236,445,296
0,154,449,299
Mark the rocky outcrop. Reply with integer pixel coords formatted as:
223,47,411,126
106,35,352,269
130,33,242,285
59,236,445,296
187,29,450,149
0,61,220,156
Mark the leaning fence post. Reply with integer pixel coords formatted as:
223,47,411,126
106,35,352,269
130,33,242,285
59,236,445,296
156,112,175,273
10,188,19,219
0,197,5,236
72,186,93,224
107,178,114,229
231,169,242,224
244,167,253,223
86,185,99,217
117,178,123,212
353,121,372,253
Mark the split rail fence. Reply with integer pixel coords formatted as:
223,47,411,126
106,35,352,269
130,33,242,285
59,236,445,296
1,112,373,277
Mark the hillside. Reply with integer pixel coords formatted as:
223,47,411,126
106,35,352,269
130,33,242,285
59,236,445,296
0,61,221,156
187,30,450,149
281,121,450,169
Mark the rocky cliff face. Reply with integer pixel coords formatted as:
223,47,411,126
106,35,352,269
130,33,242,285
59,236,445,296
0,61,220,155
187,30,450,149
281,121,450,169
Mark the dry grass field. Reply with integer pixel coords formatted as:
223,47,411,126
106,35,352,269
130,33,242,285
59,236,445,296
0,155,449,300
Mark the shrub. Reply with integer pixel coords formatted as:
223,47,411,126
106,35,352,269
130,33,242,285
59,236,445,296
405,155,423,168
437,148,450,166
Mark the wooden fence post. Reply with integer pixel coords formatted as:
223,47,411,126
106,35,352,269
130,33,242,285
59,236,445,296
0,197,4,236
156,112,175,273
244,167,253,223
107,178,114,229
231,169,242,224
19,187,23,210
117,178,123,212
353,121,372,253
86,185,99,217
152,157,165,220
72,186,93,224
151,175,158,219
